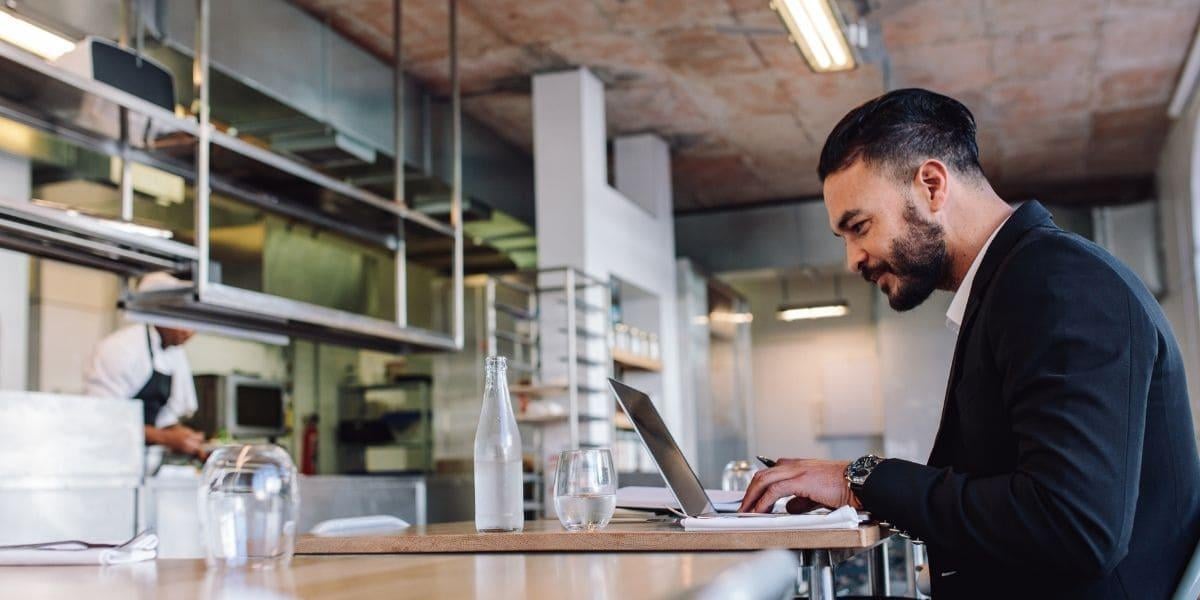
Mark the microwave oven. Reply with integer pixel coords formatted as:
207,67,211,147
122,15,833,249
189,374,287,439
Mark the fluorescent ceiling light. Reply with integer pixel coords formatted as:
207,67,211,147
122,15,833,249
0,11,75,60
776,301,849,321
772,0,856,73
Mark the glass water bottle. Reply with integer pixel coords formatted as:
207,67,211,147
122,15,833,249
474,356,524,532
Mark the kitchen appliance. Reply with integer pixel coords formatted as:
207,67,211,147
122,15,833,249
189,374,287,439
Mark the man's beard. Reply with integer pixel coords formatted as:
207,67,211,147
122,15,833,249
860,201,949,311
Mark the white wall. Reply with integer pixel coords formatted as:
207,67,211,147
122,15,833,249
875,290,955,462
727,273,880,461
724,270,956,463
30,262,121,394
185,334,287,381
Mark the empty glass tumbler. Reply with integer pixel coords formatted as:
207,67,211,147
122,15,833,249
722,460,758,491
199,444,299,568
554,448,617,532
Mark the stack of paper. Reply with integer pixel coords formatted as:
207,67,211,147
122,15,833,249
616,486,745,512
681,505,864,531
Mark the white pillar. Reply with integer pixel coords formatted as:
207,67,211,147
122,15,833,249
1157,94,1200,438
532,67,607,272
614,134,672,218
532,68,688,463
0,150,31,391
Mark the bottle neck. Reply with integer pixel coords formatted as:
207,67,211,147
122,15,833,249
485,368,507,386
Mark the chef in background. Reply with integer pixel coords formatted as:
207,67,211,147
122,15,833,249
85,272,206,459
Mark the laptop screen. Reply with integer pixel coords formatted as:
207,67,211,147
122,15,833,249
609,379,715,516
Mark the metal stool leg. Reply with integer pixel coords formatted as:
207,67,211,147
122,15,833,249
807,550,834,600
867,539,891,596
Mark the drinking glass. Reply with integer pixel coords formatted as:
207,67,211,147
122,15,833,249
198,444,299,568
722,460,758,491
554,448,616,532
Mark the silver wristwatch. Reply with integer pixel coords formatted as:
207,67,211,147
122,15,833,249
845,454,884,492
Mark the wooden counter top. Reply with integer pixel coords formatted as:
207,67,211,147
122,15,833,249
296,518,882,554
0,553,765,599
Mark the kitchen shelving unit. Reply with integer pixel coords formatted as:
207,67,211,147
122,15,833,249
0,0,466,353
484,267,612,516
336,375,434,474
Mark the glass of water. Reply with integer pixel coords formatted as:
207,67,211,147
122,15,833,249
722,460,759,491
554,448,617,532
198,444,299,568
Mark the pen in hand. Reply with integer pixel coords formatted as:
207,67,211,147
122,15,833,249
756,455,777,468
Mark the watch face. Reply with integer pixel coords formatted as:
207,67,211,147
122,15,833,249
849,455,880,484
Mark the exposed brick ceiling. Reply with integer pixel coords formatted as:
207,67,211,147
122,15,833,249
290,0,1200,211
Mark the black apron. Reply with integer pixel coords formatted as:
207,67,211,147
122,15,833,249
133,326,173,427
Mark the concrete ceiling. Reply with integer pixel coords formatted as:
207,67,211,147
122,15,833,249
290,0,1200,212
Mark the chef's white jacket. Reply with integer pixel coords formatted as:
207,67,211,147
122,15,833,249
84,324,198,429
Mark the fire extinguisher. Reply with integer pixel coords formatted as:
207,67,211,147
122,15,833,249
301,414,318,475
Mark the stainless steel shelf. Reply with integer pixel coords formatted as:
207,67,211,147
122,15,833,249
0,33,466,353
494,329,535,346
0,40,197,139
555,298,606,314
0,200,197,275
558,327,606,340
122,282,458,354
209,129,454,238
0,41,452,239
494,302,536,321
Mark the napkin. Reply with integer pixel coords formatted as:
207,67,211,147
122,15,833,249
0,532,158,566
680,505,863,531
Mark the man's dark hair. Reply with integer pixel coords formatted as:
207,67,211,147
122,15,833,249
817,88,986,183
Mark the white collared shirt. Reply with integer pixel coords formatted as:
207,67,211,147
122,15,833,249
946,215,1012,335
84,324,198,428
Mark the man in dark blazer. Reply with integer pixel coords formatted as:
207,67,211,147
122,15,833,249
738,88,1200,598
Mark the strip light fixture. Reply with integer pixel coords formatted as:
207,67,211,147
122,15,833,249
0,10,75,60
776,300,849,322
770,0,856,73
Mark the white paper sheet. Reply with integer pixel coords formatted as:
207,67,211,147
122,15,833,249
615,486,745,512
681,505,863,531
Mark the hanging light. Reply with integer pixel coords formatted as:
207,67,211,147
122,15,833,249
776,270,851,321
776,301,850,321
769,0,856,73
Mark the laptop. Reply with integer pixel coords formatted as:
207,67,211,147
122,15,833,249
609,378,745,518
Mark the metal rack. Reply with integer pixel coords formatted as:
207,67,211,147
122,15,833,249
336,375,435,474
483,267,613,515
0,0,465,353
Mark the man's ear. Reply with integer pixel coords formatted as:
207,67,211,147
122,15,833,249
914,159,950,214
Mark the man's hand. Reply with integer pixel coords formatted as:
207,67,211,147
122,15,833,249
737,458,859,513
147,425,208,460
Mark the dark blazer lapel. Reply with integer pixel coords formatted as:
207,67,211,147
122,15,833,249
926,201,1056,466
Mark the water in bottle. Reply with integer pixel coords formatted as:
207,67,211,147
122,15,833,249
474,356,524,532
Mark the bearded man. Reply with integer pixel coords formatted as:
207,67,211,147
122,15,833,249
738,88,1200,599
